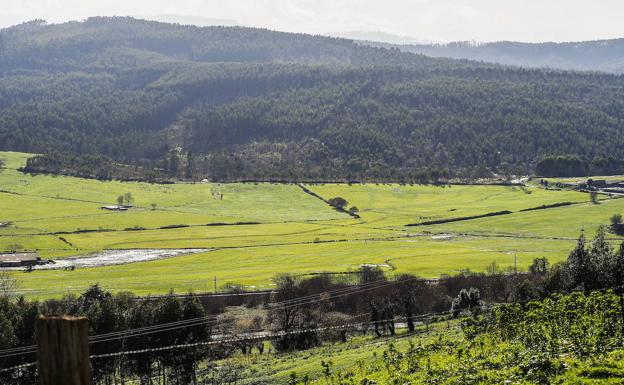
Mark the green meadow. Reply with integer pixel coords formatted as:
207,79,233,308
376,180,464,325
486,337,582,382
1,151,623,298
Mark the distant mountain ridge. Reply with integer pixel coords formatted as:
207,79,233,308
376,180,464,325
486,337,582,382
141,14,239,27
327,31,440,45
365,38,624,73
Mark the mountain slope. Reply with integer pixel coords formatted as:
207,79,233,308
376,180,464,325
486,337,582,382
1,17,624,180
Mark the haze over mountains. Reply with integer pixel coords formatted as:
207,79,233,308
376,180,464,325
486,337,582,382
368,38,624,73
327,31,439,46
1,17,624,181
141,14,239,27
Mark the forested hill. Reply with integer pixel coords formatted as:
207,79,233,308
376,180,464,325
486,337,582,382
2,17,624,181
0,17,445,70
376,39,624,73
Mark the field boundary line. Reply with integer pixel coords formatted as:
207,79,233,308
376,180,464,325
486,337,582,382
297,184,360,219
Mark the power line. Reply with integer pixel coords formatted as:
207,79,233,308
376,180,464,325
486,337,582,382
0,362,37,373
0,278,408,358
0,311,456,373
88,316,446,361
90,278,404,342
3,278,622,368
0,309,450,363
267,276,421,308
0,274,456,361
88,279,402,345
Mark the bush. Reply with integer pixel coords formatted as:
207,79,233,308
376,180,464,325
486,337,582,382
328,197,348,210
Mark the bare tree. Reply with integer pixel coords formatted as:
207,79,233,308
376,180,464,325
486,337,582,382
268,275,304,349
394,274,427,332
7,243,23,253
590,191,599,204
268,275,322,351
123,192,134,206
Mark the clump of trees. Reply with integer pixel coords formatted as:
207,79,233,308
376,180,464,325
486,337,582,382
536,155,624,177
326,197,360,217
451,287,482,317
23,154,172,183
0,285,212,385
436,227,624,307
558,227,624,292
327,197,348,210
265,267,451,349
116,192,134,207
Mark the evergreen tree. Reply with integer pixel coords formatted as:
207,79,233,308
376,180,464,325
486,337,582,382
588,226,613,289
609,242,624,289
185,151,194,179
451,288,482,317
566,233,593,290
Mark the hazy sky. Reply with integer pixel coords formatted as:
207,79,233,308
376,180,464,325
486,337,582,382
3,0,624,43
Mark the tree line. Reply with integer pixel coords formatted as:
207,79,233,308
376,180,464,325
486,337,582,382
536,155,624,177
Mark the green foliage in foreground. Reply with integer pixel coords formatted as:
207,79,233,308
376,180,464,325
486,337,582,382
263,291,624,385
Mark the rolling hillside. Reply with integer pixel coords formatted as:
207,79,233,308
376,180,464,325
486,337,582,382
1,17,624,180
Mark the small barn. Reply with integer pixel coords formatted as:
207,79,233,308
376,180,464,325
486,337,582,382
588,179,607,188
101,205,129,211
0,252,42,268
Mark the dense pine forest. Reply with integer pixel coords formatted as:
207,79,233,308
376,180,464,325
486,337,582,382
2,17,624,180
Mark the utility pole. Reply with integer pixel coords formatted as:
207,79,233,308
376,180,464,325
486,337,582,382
514,254,518,275
214,276,217,293
37,315,91,385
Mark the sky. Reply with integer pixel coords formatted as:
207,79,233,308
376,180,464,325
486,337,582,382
2,0,624,43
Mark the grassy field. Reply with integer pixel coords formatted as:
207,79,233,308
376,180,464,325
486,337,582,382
2,151,624,297
305,183,592,227
225,293,624,385
231,325,453,384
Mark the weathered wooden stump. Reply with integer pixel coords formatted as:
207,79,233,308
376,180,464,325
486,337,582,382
37,315,91,385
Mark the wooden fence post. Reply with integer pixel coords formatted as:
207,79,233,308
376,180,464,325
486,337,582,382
37,315,91,385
